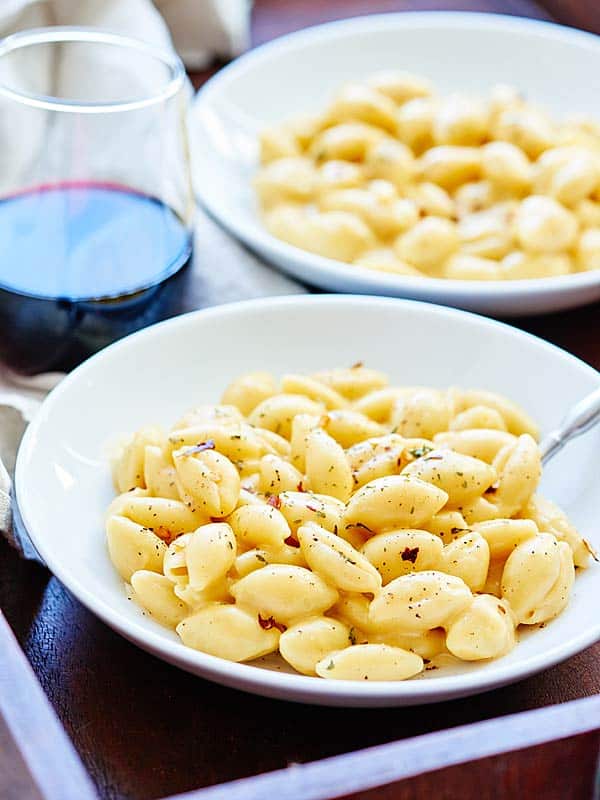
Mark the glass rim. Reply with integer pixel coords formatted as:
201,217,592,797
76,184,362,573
0,26,186,113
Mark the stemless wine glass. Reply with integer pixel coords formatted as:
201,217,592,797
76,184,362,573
0,27,194,373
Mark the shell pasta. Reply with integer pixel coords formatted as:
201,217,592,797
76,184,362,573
106,367,594,681
254,72,600,281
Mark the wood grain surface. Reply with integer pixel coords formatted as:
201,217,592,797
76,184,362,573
538,0,600,33
2,2,600,800
0,717,43,800
165,696,599,799
337,734,600,800
251,0,553,44
0,611,97,800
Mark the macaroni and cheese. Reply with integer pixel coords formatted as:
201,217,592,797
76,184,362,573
254,73,600,281
107,367,594,680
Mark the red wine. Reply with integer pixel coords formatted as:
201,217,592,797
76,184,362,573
0,181,191,299
0,182,193,372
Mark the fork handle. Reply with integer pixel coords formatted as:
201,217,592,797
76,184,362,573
540,385,600,465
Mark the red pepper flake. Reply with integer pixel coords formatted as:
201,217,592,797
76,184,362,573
258,614,286,633
267,494,281,509
154,526,176,544
284,535,300,548
401,546,420,563
296,481,306,492
306,504,319,513
176,439,216,456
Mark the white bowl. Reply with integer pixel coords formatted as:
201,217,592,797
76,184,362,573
191,12,600,316
16,296,600,706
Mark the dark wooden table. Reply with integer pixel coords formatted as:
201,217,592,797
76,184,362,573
2,2,600,800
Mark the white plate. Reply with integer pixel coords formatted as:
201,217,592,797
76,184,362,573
191,12,600,316
16,295,600,707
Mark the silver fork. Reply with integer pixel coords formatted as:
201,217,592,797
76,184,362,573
540,385,600,464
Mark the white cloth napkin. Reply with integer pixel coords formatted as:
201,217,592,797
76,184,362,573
1,0,251,68
0,369,62,560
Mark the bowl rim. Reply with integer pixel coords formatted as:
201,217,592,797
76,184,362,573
193,10,600,299
15,295,600,704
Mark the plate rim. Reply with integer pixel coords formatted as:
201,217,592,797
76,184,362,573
15,295,600,705
191,10,600,304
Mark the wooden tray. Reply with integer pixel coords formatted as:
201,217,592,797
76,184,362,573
2,609,598,800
